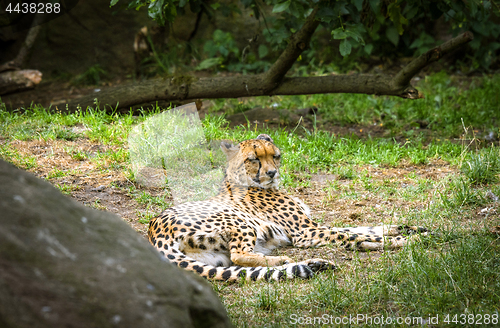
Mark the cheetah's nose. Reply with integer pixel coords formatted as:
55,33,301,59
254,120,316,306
266,170,277,178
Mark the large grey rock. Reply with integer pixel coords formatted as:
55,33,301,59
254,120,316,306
0,159,232,328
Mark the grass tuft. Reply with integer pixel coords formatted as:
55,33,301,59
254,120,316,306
441,177,486,209
462,147,500,185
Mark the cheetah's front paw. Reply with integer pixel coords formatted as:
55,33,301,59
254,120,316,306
266,255,292,266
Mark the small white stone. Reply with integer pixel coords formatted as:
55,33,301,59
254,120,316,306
116,264,127,273
111,315,121,324
13,195,25,204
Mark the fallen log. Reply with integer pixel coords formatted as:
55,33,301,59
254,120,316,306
0,69,42,95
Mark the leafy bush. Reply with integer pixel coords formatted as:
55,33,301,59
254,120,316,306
112,0,500,72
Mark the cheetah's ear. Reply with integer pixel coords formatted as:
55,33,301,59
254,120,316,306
221,141,240,161
256,134,274,144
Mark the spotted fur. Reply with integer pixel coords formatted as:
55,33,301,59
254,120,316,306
148,134,425,282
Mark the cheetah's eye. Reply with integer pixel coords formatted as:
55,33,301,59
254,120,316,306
273,154,281,160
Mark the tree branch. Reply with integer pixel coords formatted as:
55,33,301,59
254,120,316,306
0,14,44,72
58,32,473,112
13,14,44,68
262,7,320,91
393,32,474,89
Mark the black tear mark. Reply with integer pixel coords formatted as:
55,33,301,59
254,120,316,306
254,159,261,183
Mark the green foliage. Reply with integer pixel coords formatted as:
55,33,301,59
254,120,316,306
139,42,189,77
332,26,365,57
72,65,107,86
196,29,239,71
195,28,271,73
111,0,499,71
409,32,435,56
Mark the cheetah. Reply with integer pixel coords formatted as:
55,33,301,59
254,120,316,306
148,134,425,282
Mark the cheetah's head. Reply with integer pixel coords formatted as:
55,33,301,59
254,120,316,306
221,134,281,189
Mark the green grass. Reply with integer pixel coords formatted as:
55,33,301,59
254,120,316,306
209,72,500,139
440,176,489,209
89,198,107,211
65,147,88,161
56,184,82,195
0,103,143,145
461,146,500,185
0,142,38,169
203,118,466,186
134,190,171,208
217,232,499,327
136,210,156,224
46,168,67,179
1,72,499,328
377,235,499,315
129,190,172,224
91,148,129,168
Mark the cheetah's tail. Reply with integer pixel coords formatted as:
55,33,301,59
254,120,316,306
158,246,334,282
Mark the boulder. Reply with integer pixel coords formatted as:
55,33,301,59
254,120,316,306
0,159,232,328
